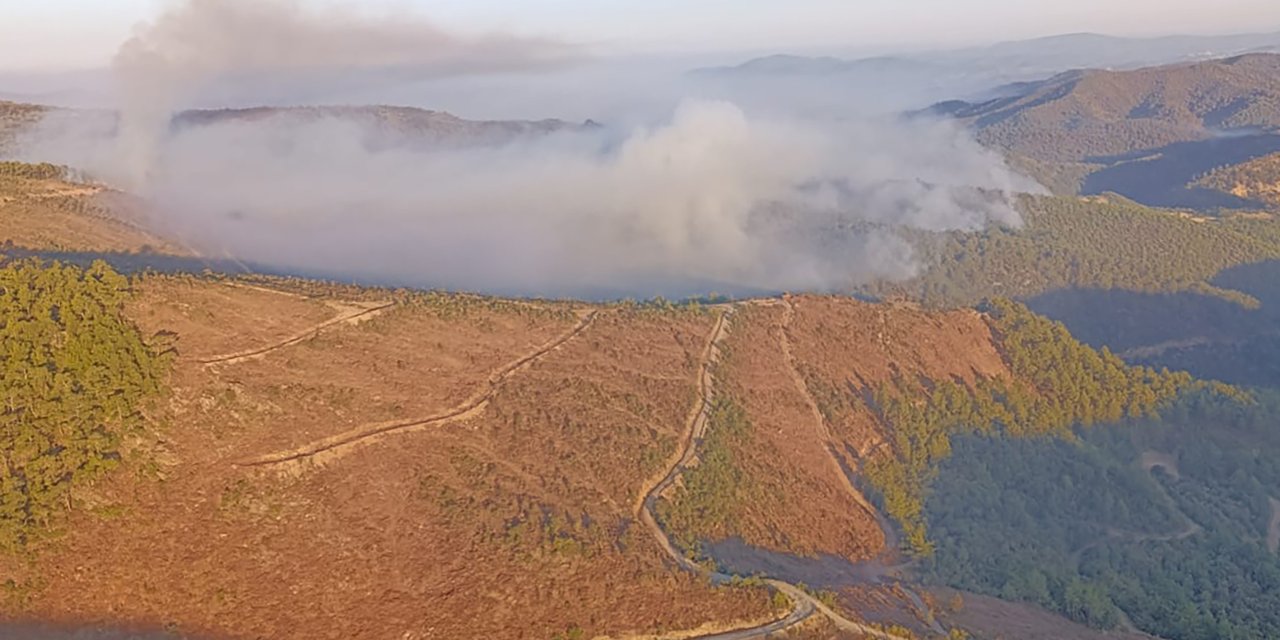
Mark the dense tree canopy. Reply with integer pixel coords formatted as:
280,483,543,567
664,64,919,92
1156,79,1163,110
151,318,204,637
864,196,1280,308
0,259,167,551
928,391,1280,639
864,300,1229,555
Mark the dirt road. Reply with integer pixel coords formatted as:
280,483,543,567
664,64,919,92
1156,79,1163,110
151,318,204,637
634,306,909,640
235,310,599,468
1071,452,1202,567
779,298,943,635
199,300,396,366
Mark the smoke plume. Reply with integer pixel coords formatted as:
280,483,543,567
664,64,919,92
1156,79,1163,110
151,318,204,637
12,0,1041,299
112,0,576,185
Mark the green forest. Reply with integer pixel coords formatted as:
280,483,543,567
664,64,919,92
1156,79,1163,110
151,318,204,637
926,391,1280,639
655,396,763,553
855,299,1213,555
861,299,1227,556
0,259,167,552
863,195,1280,308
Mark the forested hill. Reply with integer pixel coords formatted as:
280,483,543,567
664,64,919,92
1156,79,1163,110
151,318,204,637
1194,152,1280,208
863,195,1280,308
171,105,588,147
935,53,1280,163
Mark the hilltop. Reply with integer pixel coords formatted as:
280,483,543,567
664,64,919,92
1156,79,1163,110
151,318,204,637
936,53,1280,163
1194,151,1280,208
702,32,1280,82
0,101,590,159
172,105,588,148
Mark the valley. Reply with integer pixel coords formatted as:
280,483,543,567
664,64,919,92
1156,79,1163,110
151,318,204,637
1,166,1197,639
5,19,1280,638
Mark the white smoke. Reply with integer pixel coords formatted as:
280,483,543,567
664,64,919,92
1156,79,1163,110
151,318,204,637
10,0,1041,299
111,0,576,186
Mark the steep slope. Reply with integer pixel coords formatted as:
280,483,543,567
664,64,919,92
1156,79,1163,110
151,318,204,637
0,152,1239,639
0,272,964,637
1,279,782,640
941,53,1280,163
1194,151,1280,208
863,195,1280,307
0,255,1228,639
0,162,185,255
12,268,1017,638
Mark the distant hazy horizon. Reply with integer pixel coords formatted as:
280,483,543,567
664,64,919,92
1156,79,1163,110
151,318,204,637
3,0,1280,72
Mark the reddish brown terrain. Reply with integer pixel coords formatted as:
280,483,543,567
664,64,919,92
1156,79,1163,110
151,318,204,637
0,167,1126,639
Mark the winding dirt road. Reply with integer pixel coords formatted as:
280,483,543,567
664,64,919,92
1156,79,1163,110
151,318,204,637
199,300,397,366
777,298,884,527
779,298,943,636
234,310,599,468
634,307,909,640
1070,452,1203,567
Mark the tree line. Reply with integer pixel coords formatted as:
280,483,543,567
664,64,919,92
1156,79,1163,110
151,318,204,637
0,259,168,552
863,299,1238,555
863,195,1280,308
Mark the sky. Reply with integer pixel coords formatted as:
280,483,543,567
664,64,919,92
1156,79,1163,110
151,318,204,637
1,0,1279,71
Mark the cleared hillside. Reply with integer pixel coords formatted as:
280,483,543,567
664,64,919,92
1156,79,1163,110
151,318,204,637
2,255,1211,639
0,162,185,255
0,150,1248,638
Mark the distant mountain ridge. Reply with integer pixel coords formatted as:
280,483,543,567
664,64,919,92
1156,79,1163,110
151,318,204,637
172,104,587,147
701,54,943,77
699,30,1280,84
0,102,591,157
934,53,1280,162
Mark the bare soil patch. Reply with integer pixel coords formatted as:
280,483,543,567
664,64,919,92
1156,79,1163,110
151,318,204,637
2,301,772,640
715,302,885,561
1138,450,1181,479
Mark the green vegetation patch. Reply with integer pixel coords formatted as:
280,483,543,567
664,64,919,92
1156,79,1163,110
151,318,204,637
865,196,1280,307
0,259,168,552
656,396,759,552
926,390,1280,639
865,300,1232,555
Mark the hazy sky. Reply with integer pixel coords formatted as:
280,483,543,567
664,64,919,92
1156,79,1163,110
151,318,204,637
2,0,1279,70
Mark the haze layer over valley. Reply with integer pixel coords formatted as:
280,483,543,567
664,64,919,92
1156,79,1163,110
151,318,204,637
4,0,1044,299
